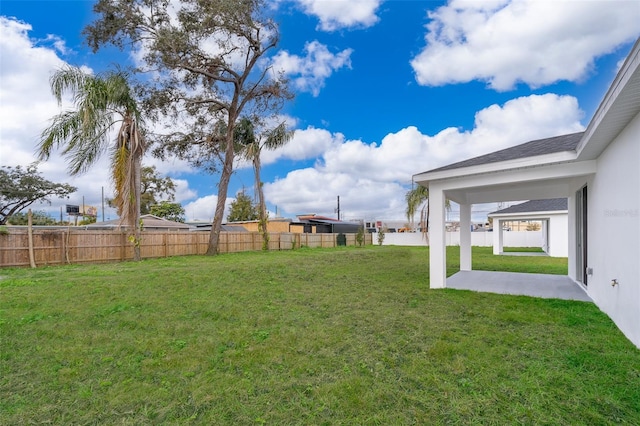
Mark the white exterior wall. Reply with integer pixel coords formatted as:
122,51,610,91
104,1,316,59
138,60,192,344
585,112,640,347
376,230,544,247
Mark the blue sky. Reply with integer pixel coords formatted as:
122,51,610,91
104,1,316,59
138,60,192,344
1,0,639,224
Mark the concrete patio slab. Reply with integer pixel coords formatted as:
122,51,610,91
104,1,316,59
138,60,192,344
446,270,592,302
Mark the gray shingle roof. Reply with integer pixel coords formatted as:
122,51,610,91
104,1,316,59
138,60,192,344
221,225,249,232
424,132,584,174
489,198,568,215
90,214,192,230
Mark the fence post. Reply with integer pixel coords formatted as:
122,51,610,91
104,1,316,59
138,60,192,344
120,232,126,261
27,209,36,268
60,230,65,265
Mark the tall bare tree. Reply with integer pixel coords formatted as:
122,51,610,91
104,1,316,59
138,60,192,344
85,0,292,255
38,65,145,260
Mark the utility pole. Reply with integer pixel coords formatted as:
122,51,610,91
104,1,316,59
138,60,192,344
336,196,340,221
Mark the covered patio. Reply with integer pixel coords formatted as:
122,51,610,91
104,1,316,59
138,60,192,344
413,132,594,293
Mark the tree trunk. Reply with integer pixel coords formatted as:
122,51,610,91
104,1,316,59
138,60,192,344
132,149,142,261
255,156,269,250
207,130,235,255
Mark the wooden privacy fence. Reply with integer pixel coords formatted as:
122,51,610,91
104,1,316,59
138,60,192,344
0,229,372,268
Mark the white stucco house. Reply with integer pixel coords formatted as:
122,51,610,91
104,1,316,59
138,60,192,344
488,198,568,257
414,39,640,348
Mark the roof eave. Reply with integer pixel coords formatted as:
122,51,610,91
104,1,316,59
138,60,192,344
577,38,640,160
488,210,568,218
414,150,577,185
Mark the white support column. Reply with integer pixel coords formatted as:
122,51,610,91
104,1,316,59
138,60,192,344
567,192,577,281
493,219,504,255
428,184,447,288
459,203,471,271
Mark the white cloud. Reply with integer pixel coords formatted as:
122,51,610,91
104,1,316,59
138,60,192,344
261,126,343,165
272,41,352,96
265,93,585,220
42,34,72,56
294,0,383,31
264,168,406,220
182,194,234,223
411,0,640,90
171,179,198,203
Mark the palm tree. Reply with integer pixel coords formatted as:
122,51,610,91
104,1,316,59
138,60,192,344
37,65,145,260
405,185,451,239
236,117,293,250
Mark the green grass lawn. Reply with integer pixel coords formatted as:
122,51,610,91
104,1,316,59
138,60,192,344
1,246,638,424
502,246,545,253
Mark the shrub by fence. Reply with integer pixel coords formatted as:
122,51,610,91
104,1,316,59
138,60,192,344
0,229,372,268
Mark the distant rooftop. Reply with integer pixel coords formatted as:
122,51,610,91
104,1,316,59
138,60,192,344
423,132,584,174
489,198,568,216
89,214,192,230
297,214,340,222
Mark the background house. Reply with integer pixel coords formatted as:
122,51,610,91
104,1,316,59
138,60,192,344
290,214,362,234
86,214,192,231
225,218,292,233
